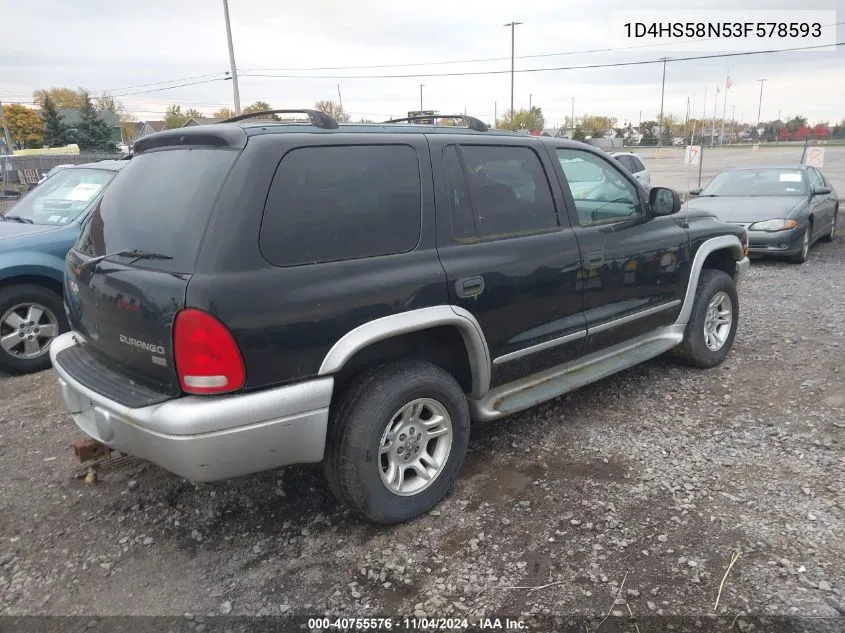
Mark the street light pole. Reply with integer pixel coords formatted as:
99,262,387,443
222,0,241,116
658,57,668,146
756,78,767,135
503,21,522,124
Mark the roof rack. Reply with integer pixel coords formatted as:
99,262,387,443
382,115,489,132
220,109,339,129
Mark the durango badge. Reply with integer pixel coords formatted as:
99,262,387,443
119,334,166,355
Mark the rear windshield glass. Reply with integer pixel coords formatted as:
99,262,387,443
5,168,116,226
76,148,237,273
701,169,808,197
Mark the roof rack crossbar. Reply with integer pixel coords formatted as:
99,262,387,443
382,115,489,132
220,109,339,129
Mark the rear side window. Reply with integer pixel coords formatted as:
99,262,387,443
443,144,559,242
260,145,421,267
615,155,634,173
77,148,238,273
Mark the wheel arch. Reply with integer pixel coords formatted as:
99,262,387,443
319,306,491,399
0,274,64,298
675,236,743,327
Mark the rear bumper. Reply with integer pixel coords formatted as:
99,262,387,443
49,332,333,481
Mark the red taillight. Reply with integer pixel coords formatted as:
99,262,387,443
173,309,245,395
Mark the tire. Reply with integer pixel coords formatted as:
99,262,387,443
324,360,470,524
0,284,69,374
789,224,811,264
679,269,739,369
822,209,838,242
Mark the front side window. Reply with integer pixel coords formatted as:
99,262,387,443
5,168,116,226
260,145,421,266
444,144,559,241
557,149,642,225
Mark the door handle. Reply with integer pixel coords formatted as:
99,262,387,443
456,276,485,298
584,251,604,267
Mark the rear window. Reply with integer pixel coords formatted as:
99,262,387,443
259,145,421,267
5,168,116,226
76,148,238,273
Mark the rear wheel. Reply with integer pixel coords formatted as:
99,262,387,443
0,284,68,374
679,269,738,368
324,360,470,524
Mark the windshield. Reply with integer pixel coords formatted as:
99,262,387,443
5,168,116,225
700,169,808,197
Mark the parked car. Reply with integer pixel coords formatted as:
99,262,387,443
610,151,651,190
684,165,839,264
37,164,75,185
49,110,749,523
0,160,125,374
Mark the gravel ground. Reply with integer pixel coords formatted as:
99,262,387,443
0,149,844,627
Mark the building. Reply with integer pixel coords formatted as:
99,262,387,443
181,117,223,127
135,121,166,138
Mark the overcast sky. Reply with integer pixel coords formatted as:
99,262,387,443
1,0,842,128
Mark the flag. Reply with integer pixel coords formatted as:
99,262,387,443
726,76,732,90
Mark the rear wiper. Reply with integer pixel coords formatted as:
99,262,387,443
80,249,173,273
4,215,34,224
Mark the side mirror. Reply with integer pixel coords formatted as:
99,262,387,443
688,187,702,196
812,186,832,196
649,186,681,216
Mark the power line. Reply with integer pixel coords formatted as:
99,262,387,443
92,72,226,93
110,77,228,98
239,21,844,73
239,42,845,81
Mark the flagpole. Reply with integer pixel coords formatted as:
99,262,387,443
720,70,730,145
711,86,719,147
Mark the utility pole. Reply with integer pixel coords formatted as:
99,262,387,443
419,84,424,111
658,57,668,146
719,72,729,145
0,101,13,156
222,0,241,115
731,105,736,143
683,95,690,143
571,97,575,137
337,84,343,110
494,101,497,128
756,78,767,136
529,93,532,111
503,21,523,124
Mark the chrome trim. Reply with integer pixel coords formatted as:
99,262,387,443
493,330,586,366
318,305,492,398
674,235,744,326
470,325,685,422
588,300,681,335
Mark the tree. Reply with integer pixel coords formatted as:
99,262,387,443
33,87,85,108
40,94,70,147
2,104,44,149
572,125,587,141
832,120,845,140
499,107,544,132
164,105,189,129
314,100,351,123
213,107,236,120
786,115,807,134
580,114,617,138
95,92,136,142
813,124,830,139
184,108,204,119
76,93,115,151
240,101,279,121
793,125,811,141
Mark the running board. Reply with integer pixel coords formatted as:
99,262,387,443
468,325,685,421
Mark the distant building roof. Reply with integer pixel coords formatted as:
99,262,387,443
47,108,119,128
182,117,222,127
146,121,166,132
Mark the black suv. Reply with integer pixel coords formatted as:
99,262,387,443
50,110,749,523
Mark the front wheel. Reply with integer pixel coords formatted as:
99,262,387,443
679,269,739,368
324,360,470,524
789,225,811,264
822,209,838,242
0,284,69,374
